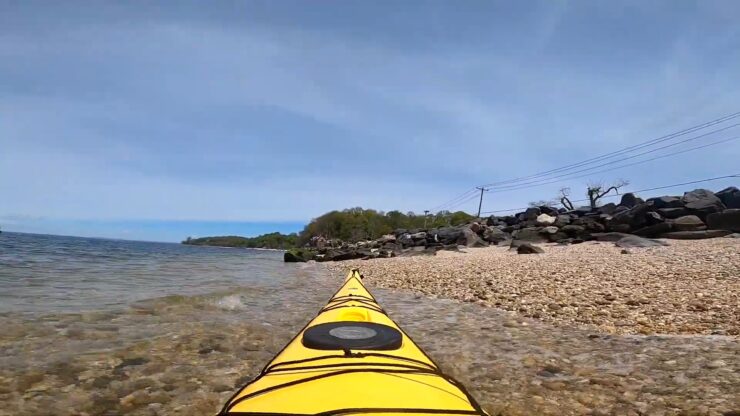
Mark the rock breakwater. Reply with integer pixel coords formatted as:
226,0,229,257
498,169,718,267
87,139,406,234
286,187,740,262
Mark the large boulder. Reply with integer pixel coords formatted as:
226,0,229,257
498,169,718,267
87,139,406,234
485,215,500,226
613,205,630,214
715,186,740,209
397,233,414,247
512,227,547,243
561,224,587,238
539,226,559,234
682,189,726,217
410,231,427,240
633,222,672,237
502,216,519,226
432,227,464,245
608,203,650,230
517,243,544,254
525,207,541,221
706,209,740,232
644,211,664,225
482,227,510,244
554,215,572,227
597,203,617,215
547,232,571,243
660,230,732,240
377,234,397,244
647,196,683,209
536,214,556,226
284,249,310,262
657,207,690,219
572,217,606,233
620,193,639,208
308,236,328,249
672,215,706,231
609,223,632,233
462,227,488,248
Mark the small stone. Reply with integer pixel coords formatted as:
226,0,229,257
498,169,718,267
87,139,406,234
706,359,726,369
115,357,149,370
517,243,544,254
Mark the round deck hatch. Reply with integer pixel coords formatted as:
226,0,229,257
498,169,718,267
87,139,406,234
302,321,402,350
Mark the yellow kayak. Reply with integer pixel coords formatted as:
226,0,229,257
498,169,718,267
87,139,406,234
219,269,487,416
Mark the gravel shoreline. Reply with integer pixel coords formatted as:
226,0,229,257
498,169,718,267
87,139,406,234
326,238,740,336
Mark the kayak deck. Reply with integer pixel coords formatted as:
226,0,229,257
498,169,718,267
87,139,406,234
220,269,487,416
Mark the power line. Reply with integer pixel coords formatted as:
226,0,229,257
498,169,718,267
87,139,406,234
483,134,740,194
481,111,740,188
428,111,740,215
446,192,482,211
479,173,740,215
430,188,479,212
485,123,740,190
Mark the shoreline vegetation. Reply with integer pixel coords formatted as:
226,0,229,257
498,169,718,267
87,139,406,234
181,208,475,249
182,233,299,250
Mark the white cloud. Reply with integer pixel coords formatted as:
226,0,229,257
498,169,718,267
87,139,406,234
2,2,739,230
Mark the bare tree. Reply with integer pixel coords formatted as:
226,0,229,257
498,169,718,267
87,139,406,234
586,179,629,209
558,187,575,210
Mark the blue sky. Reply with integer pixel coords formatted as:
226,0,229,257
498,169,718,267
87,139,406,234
2,1,739,241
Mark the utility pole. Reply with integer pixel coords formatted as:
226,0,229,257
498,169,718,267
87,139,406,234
476,187,489,218
423,210,430,228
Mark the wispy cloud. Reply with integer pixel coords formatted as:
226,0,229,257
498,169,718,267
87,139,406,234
1,1,739,240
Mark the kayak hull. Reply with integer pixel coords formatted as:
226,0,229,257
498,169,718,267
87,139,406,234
220,269,486,416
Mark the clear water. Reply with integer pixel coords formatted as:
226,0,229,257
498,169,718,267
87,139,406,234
0,232,317,315
0,232,737,416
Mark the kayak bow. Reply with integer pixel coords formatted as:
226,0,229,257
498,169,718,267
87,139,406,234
220,269,487,416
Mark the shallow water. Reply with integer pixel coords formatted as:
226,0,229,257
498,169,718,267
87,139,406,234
0,232,300,315
0,232,738,415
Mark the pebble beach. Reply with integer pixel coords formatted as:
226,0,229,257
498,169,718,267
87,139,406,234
327,238,740,336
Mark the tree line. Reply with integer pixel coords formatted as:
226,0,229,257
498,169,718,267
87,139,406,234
183,232,299,249
182,208,474,249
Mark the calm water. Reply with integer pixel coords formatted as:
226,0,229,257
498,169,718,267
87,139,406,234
0,232,737,415
0,232,318,315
